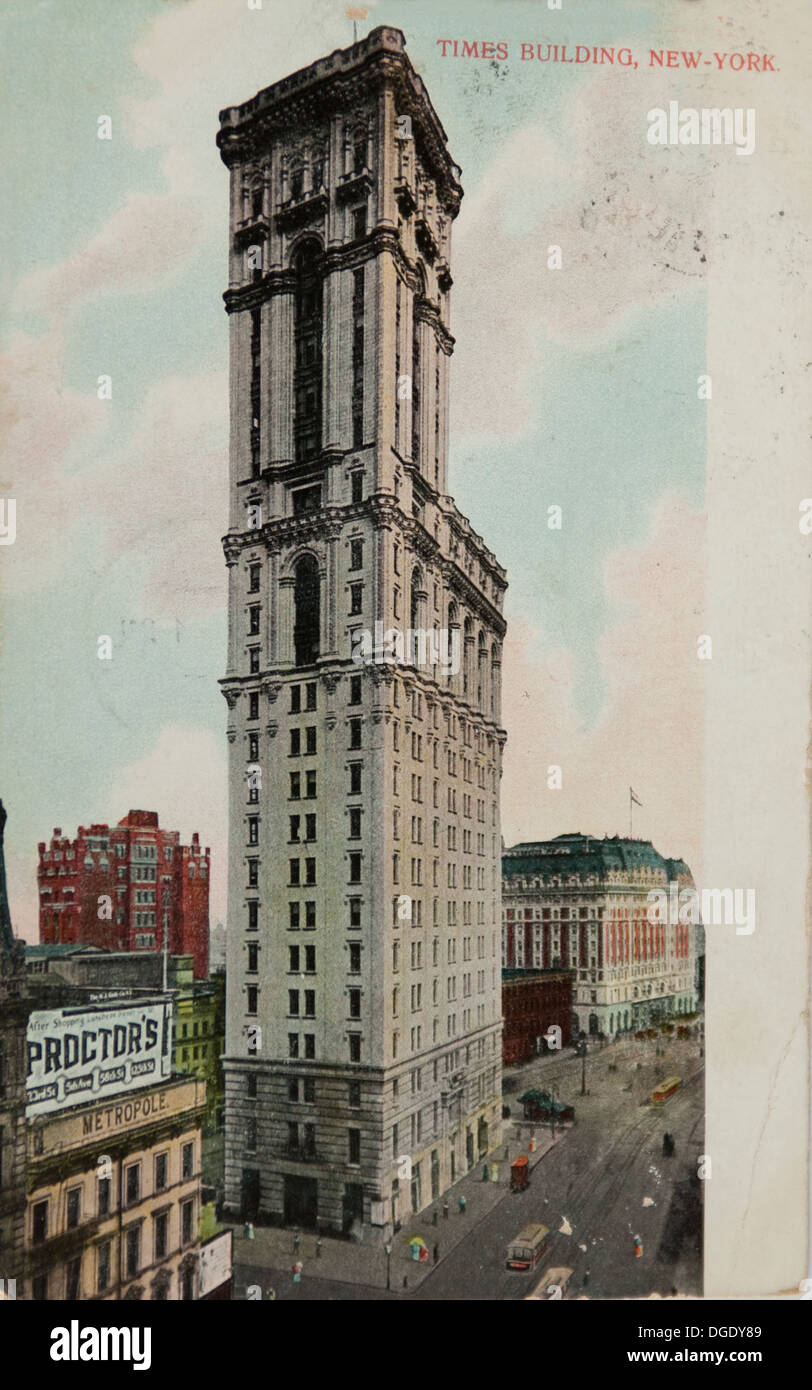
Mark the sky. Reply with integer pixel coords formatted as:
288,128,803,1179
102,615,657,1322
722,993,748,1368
0,0,711,940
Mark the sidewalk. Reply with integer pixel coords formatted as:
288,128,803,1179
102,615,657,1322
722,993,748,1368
233,1129,568,1294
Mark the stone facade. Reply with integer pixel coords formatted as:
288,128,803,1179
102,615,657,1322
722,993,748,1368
218,27,507,1237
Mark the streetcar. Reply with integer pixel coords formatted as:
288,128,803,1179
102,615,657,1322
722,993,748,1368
506,1223,550,1271
650,1076,681,1104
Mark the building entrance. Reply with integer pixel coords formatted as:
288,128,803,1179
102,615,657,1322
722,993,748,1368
284,1174,318,1229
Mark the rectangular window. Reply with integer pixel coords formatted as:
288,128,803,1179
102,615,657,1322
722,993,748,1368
249,563,261,593
248,691,259,721
349,852,362,883
305,857,316,885
247,942,258,972
304,1034,315,1059
289,901,301,929
125,1163,140,1206
290,728,301,757
349,674,362,705
248,605,260,635
304,989,316,1018
350,539,363,571
349,763,362,795
247,985,258,1014
303,1077,316,1103
305,813,316,841
305,770,317,798
154,1211,168,1261
289,989,300,1016
289,859,300,885
125,1225,141,1280
349,987,361,1019
248,815,259,845
348,1128,361,1164
247,859,258,887
304,900,316,928
349,1034,361,1063
288,1033,299,1059
305,726,317,755
305,944,316,972
349,807,362,839
182,1141,194,1180
97,1177,111,1218
349,941,361,973
290,772,301,799
290,685,301,713
349,1080,361,1109
155,1153,168,1192
181,1199,194,1246
97,1240,111,1294
349,583,363,615
66,1187,81,1229
306,682,317,711
289,814,301,842
289,944,300,972
349,896,361,927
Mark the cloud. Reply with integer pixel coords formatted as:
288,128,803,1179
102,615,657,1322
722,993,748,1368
0,327,109,592
13,193,201,323
501,492,706,882
452,61,709,442
91,368,229,623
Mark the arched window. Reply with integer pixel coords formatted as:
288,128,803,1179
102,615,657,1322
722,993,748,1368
463,617,474,696
293,242,322,462
477,631,487,707
410,566,423,633
294,555,320,667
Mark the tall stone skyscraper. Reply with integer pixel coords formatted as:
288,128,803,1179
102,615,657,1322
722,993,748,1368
218,26,507,1237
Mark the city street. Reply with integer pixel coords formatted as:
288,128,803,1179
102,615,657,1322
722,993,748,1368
234,1031,704,1300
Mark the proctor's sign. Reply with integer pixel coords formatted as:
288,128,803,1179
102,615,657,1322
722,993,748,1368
26,1000,172,1117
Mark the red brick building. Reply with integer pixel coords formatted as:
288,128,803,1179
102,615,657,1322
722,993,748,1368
37,811,210,978
502,968,575,1066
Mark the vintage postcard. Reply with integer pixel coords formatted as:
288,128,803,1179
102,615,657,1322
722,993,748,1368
0,0,809,1339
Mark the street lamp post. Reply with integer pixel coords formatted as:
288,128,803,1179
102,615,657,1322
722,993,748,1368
384,1241,392,1291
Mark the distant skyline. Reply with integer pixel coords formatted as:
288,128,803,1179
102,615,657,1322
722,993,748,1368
1,0,707,941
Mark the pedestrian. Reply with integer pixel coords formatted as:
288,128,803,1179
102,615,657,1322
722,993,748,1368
433,1243,439,1265
443,1200,449,1220
244,1221,254,1240
458,1194,467,1215
583,1268,590,1288
633,1235,643,1258
293,1230,300,1254
315,1238,322,1259
291,1260,303,1283
266,1287,276,1301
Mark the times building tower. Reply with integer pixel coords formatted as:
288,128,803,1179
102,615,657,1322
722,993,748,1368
218,26,507,1237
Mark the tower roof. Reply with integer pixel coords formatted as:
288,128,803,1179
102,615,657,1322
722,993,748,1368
502,833,693,885
217,25,463,216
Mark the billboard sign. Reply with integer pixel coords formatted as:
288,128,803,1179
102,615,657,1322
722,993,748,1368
199,1231,233,1298
26,999,173,1117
